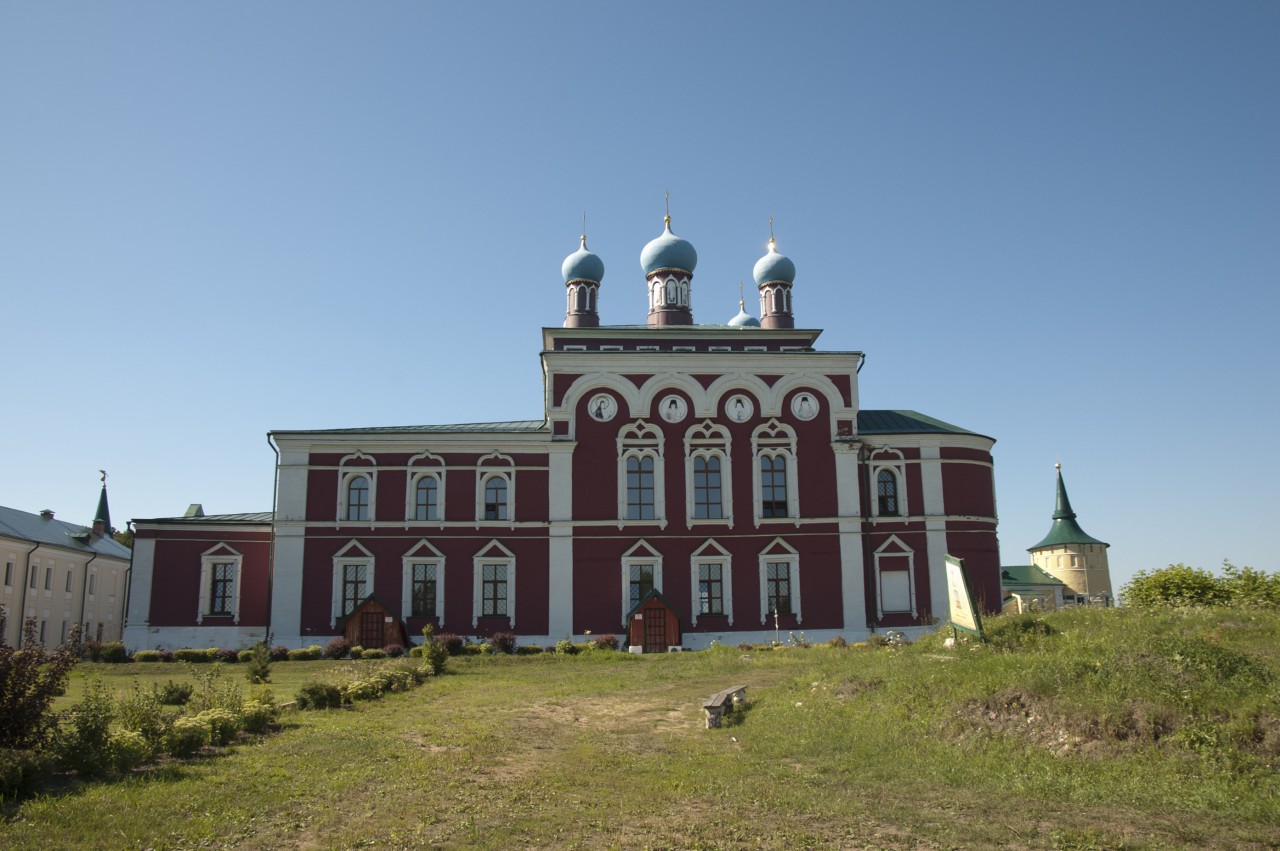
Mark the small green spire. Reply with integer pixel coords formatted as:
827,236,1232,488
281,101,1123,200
94,470,112,533
1029,464,1107,551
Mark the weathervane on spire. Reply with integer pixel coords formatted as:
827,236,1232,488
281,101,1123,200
738,280,746,311
768,215,776,251
664,189,671,228
99,469,108,486
581,211,588,248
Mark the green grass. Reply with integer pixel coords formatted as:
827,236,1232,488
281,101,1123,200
5,608,1280,849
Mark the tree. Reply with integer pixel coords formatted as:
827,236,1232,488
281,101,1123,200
1122,562,1279,609
113,528,134,549
1220,561,1280,608
0,615,83,749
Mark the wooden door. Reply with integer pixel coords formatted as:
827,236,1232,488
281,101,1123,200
361,612,383,648
643,608,666,654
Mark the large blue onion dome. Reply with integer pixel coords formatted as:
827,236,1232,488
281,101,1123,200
727,295,760,327
640,216,698,275
753,238,796,285
562,235,605,283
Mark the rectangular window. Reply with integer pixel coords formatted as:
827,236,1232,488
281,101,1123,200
44,568,52,590
209,563,235,615
65,570,73,593
698,563,724,615
60,621,67,643
414,477,439,522
342,564,368,616
96,623,104,642
4,561,11,586
766,561,792,615
482,564,507,616
876,470,899,516
483,477,508,521
346,476,370,521
30,566,37,588
626,456,655,520
411,563,438,618
693,456,723,519
880,570,912,613
88,573,96,595
39,621,46,643
629,564,654,610
760,456,789,517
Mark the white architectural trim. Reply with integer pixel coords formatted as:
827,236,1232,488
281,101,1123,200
684,420,733,528
757,537,801,624
873,535,917,620
620,539,663,623
751,419,799,526
401,539,445,623
868,446,908,519
690,539,733,626
337,451,377,527
472,540,516,627
331,539,375,628
475,452,516,527
617,420,666,528
405,451,446,527
197,543,244,625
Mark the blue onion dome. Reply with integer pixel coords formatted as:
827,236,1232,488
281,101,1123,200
562,235,605,283
640,215,698,275
753,238,796,285
727,297,760,327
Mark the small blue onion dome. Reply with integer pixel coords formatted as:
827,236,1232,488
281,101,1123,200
752,239,796,285
562,235,605,283
640,216,698,275
727,302,761,328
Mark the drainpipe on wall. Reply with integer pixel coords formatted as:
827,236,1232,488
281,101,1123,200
857,442,873,632
16,541,40,648
121,521,134,646
77,551,98,645
266,433,280,644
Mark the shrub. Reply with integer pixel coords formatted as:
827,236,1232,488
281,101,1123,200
1122,564,1228,609
54,678,115,775
324,638,352,660
133,650,164,663
0,747,48,800
244,642,272,684
117,683,169,751
295,682,343,710
240,700,278,734
190,665,244,713
167,716,210,757
515,645,544,656
409,645,424,658
214,648,240,664
1220,562,1280,608
592,634,619,651
156,680,194,706
99,641,129,663
109,729,151,771
349,646,365,659
361,648,387,659
269,645,290,662
419,627,450,675
985,614,1057,650
287,645,323,661
82,640,103,662
383,643,405,658
492,632,518,655
0,616,82,750
436,633,464,656
555,639,577,655
157,649,174,663
197,708,241,746
827,635,848,648
174,648,215,663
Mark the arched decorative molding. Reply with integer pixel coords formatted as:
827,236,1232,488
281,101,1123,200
635,372,709,419
757,537,801,624
402,539,445,624
868,446,908,519
873,535,917,620
684,420,733,528
475,452,516,527
751,419,799,526
690,538,733,626
769,375,848,420
617,420,666,528
472,539,517,628
704,374,773,416
620,540,663,624
405,452,446,528
558,373,645,424
337,452,377,527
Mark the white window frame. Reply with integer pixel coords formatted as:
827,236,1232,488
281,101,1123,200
869,448,908,519
405,452,446,526
401,540,445,623
758,538,801,624
690,539,733,626
620,540,663,622
472,540,516,627
336,452,377,526
475,452,516,527
331,539,375,627
617,420,666,528
684,420,733,528
197,544,244,625
751,420,799,526
874,535,917,619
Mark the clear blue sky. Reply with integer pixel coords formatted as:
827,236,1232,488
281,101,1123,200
2,2,1277,594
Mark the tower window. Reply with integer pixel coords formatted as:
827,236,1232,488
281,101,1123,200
877,469,899,516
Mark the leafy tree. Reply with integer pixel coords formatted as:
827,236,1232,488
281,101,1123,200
0,615,83,749
1220,562,1280,607
113,528,134,549
1122,562,1279,609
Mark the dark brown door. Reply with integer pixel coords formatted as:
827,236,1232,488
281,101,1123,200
361,612,382,648
644,608,666,654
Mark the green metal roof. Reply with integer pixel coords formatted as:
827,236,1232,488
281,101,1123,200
134,511,274,525
1001,565,1067,588
272,420,546,436
857,410,990,438
1029,468,1108,550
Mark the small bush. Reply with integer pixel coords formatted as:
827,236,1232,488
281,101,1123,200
418,627,450,675
99,642,129,663
0,748,48,799
985,614,1057,651
383,643,405,658
409,646,424,658
174,648,214,663
492,632,517,655
295,682,343,710
167,716,209,757
437,633,464,656
55,678,115,775
156,680,194,706
109,730,151,771
827,635,848,648
244,642,272,684
197,708,241,746
555,639,577,655
133,650,164,663
593,634,619,651
118,684,169,750
324,638,352,660
157,649,174,663
269,645,290,662
361,648,387,660
287,645,324,661
516,645,544,656
240,700,278,734
349,645,365,659
82,640,103,662
214,648,240,664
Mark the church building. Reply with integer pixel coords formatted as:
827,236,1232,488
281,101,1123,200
126,213,1002,651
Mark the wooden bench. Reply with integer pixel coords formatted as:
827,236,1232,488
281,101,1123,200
703,684,748,728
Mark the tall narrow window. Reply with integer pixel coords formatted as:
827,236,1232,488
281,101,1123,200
877,469,899,516
96,623,103,642
693,456,723,519
65,570,73,592
766,561,792,615
626,455,655,519
342,564,368,616
209,563,235,615
414,476,439,521
29,565,37,588
483,477,508,521
629,563,654,609
698,563,724,615
4,561,11,586
44,568,52,590
481,564,507,616
346,476,370,521
760,456,788,518
88,573,96,595
411,563,438,617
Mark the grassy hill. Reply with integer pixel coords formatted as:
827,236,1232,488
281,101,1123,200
4,607,1279,849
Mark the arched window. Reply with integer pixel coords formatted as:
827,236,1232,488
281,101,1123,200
483,476,508,521
693,456,723,519
414,476,439,522
626,455,655,519
760,456,788,518
346,476,369,522
876,469,899,516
